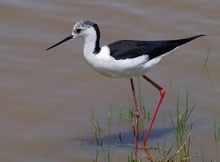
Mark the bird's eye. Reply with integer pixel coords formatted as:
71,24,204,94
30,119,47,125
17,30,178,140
76,29,82,33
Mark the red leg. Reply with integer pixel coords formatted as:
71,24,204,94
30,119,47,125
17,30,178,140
141,75,165,146
130,78,140,157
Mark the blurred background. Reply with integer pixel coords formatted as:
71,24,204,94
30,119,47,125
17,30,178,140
0,0,219,161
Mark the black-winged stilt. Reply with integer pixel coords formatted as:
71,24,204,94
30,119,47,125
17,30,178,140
46,20,205,156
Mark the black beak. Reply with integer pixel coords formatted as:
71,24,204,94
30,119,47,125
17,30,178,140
46,35,73,51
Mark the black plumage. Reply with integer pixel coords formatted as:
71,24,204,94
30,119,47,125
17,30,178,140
108,34,205,60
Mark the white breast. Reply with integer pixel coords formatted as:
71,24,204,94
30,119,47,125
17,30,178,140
83,45,159,78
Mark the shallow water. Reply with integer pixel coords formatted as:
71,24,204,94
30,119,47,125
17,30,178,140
0,0,220,161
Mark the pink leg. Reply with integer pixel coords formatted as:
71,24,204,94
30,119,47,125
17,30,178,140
130,78,140,157
141,75,165,146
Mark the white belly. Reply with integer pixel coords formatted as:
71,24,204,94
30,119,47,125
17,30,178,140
83,45,163,78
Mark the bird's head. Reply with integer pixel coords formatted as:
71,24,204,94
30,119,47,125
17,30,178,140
72,20,98,38
46,20,100,50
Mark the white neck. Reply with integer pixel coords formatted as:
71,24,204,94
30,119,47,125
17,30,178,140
83,34,97,57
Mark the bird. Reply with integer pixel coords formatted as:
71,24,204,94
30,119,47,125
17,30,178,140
46,20,205,156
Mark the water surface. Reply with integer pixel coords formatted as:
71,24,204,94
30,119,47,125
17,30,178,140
0,0,220,161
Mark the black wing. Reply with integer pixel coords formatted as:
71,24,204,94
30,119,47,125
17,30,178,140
108,34,205,60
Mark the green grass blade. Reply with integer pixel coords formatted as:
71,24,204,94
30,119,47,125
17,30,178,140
203,46,212,67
